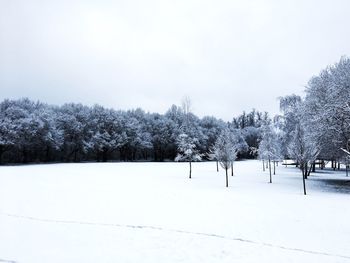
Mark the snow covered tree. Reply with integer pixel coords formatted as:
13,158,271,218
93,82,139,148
258,124,282,183
175,133,201,179
230,128,249,157
341,146,350,176
278,94,302,158
303,57,350,165
126,109,154,160
200,116,226,158
208,143,221,172
288,123,319,195
231,109,270,158
214,129,239,187
121,115,144,161
56,103,91,162
278,93,321,194
0,119,15,163
228,127,248,176
85,106,127,161
0,100,18,163
33,105,63,162
150,114,178,161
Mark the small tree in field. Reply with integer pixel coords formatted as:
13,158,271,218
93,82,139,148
214,129,238,187
258,125,282,183
175,133,201,179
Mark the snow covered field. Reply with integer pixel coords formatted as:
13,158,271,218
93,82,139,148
1,160,350,263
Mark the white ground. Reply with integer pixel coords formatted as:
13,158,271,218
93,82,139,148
1,160,350,263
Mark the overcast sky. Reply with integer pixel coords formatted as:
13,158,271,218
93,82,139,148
1,0,350,120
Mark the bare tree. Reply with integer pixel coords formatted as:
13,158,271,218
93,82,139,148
181,96,192,116
181,96,192,131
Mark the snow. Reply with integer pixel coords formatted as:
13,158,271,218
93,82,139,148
1,160,350,263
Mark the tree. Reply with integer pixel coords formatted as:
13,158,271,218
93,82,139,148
303,57,350,165
200,116,226,159
214,129,239,187
288,123,319,195
341,146,350,176
56,103,91,162
33,105,63,162
231,109,270,159
208,143,221,172
0,97,271,165
175,133,201,179
150,114,178,161
278,94,302,158
258,124,282,183
85,106,127,161
0,100,18,163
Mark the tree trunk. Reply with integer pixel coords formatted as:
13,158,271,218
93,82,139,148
273,160,276,175
338,162,340,170
312,161,316,172
216,160,219,172
102,149,108,162
305,163,308,179
346,165,349,177
269,159,272,183
263,160,265,171
189,161,192,179
231,162,233,176
0,145,5,164
225,167,228,187
22,147,28,163
302,168,307,195
45,146,50,162
307,164,312,177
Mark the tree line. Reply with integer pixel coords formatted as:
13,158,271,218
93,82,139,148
0,98,270,164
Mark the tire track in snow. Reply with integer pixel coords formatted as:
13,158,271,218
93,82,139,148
1,212,350,261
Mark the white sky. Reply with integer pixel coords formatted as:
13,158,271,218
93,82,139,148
1,0,350,120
